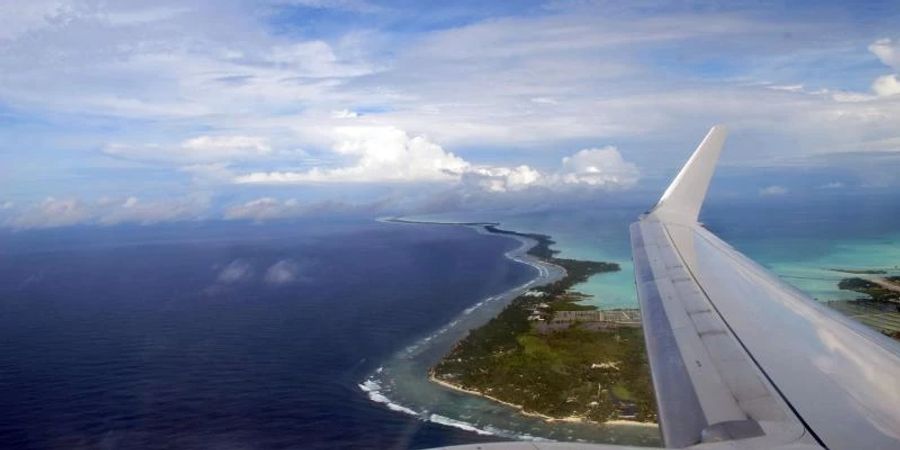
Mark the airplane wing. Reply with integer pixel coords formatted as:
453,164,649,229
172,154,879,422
630,126,900,449
437,127,900,450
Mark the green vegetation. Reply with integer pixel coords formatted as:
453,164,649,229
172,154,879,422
830,268,887,275
838,277,900,303
432,226,656,424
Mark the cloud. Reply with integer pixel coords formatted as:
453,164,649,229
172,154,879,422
223,197,392,222
217,260,254,284
869,38,900,71
4,195,208,229
331,109,359,118
872,74,900,97
105,135,274,163
557,146,640,188
264,259,302,285
223,197,302,221
759,185,788,196
181,135,271,157
235,125,640,193
234,126,470,184
456,146,639,193
462,165,542,193
3,2,900,212
268,0,384,14
97,195,210,225
6,197,92,229
819,181,845,189
867,39,900,97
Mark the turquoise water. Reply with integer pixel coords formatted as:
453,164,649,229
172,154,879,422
414,193,900,309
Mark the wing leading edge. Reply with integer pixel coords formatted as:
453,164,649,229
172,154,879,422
631,126,900,449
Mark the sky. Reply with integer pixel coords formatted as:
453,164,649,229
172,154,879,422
1,0,899,228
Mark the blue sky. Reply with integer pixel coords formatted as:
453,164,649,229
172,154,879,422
1,0,899,228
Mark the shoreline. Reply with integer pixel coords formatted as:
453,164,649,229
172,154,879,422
359,216,659,444
428,373,657,429
385,216,567,287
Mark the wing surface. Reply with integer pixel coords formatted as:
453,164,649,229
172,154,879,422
631,126,900,449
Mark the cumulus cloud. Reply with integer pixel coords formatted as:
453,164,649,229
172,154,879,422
5,2,900,215
867,38,900,98
463,165,542,192
759,185,788,196
235,126,639,193
872,74,900,97
264,259,302,285
217,260,254,284
869,38,900,71
557,146,640,188
234,126,470,184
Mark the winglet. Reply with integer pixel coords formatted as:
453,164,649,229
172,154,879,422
651,125,727,223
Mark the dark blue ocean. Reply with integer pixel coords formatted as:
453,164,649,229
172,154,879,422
0,220,534,449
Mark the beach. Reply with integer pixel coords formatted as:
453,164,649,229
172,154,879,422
359,219,662,446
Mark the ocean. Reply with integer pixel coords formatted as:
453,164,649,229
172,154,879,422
1,191,898,449
0,220,533,449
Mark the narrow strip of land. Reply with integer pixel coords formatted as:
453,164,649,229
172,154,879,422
430,225,657,425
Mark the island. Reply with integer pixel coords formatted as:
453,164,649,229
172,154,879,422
829,272,900,340
430,226,657,425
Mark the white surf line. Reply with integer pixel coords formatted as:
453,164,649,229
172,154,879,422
360,218,565,440
358,372,551,441
396,224,562,358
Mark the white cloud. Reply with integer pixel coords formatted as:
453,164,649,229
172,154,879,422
105,135,273,163
223,197,302,221
6,197,91,229
235,126,470,183
869,38,900,71
759,185,788,196
264,259,302,285
464,165,542,192
3,2,900,209
269,0,384,14
331,109,359,118
872,74,900,97
181,135,272,158
97,196,209,225
236,126,641,194
767,84,805,93
557,146,639,188
4,195,208,229
217,260,253,284
819,181,845,189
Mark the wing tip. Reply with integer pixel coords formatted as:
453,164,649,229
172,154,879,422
651,124,728,223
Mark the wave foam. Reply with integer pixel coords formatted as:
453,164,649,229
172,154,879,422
358,378,420,417
428,414,494,436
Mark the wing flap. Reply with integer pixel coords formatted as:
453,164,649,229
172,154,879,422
631,219,805,448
